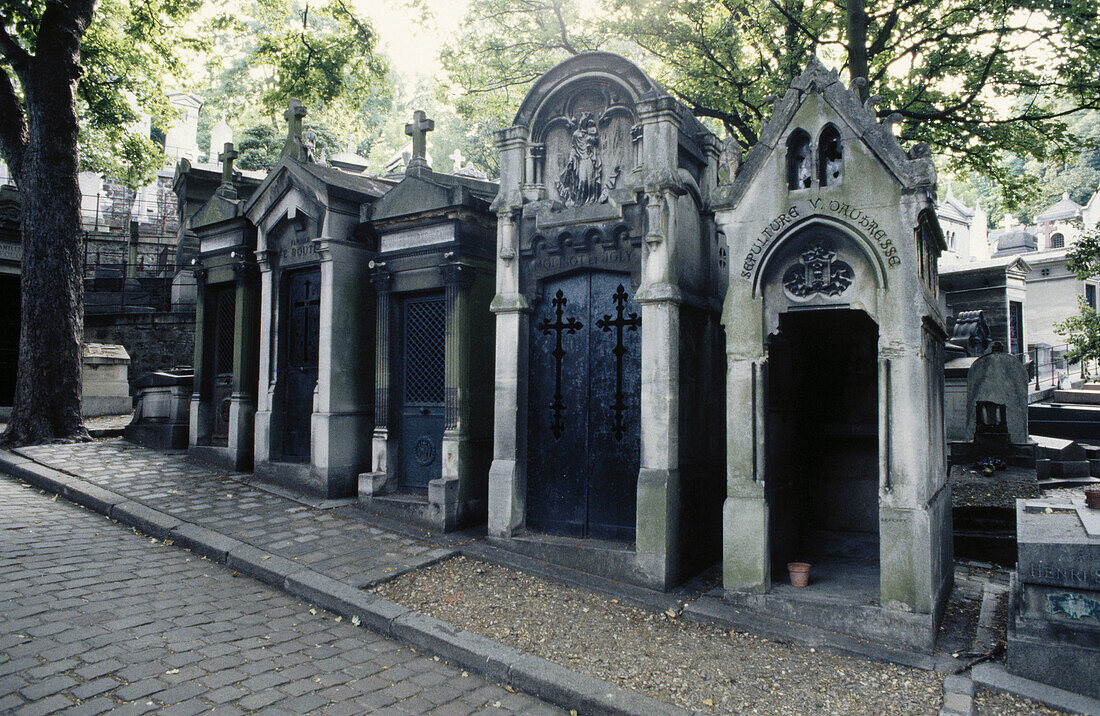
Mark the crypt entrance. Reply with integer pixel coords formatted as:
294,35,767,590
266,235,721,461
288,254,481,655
527,269,642,540
766,308,879,592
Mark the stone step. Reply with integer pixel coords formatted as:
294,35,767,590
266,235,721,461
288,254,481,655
1032,435,1087,462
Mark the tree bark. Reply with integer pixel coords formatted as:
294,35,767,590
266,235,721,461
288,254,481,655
846,0,870,102
0,3,96,446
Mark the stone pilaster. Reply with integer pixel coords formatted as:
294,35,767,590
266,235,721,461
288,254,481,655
361,268,394,497
228,257,258,471
188,265,208,449
252,248,278,468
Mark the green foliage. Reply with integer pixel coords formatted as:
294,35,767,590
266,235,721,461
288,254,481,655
1056,297,1100,375
0,0,206,186
191,0,391,166
1064,228,1100,281
441,0,1100,207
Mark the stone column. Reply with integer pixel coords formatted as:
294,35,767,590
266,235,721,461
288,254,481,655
253,249,277,468
188,266,208,448
720,275,769,592
228,257,258,471
634,96,686,589
488,126,531,538
432,261,475,529
361,268,394,497
313,238,375,497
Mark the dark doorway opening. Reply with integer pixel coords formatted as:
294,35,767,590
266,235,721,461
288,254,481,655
527,270,641,541
0,273,18,407
280,268,320,462
208,285,236,446
766,309,879,584
397,292,446,493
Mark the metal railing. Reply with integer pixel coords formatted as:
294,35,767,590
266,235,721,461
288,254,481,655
1018,344,1100,390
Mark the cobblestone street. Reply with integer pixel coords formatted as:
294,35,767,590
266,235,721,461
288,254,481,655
0,477,562,715
15,441,452,588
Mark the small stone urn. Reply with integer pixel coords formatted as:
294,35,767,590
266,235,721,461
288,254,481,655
1086,486,1100,510
787,562,811,588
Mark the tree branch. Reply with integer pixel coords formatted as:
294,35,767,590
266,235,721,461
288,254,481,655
0,23,31,72
0,66,27,179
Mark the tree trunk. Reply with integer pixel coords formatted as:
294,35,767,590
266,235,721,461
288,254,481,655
846,0,870,102
1,50,89,445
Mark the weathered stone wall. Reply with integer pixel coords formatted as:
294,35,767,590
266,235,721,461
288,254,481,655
84,312,195,391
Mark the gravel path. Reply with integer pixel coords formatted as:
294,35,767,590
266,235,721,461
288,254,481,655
374,556,947,715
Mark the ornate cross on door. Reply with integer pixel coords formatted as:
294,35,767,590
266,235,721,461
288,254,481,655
596,284,641,440
537,289,583,438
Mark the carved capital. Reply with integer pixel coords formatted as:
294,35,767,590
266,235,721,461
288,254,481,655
441,261,475,288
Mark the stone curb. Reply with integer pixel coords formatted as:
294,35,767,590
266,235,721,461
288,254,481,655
971,662,1100,715
0,449,693,716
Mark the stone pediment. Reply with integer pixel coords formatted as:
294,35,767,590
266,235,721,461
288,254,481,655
244,156,393,229
190,193,242,229
370,172,494,223
717,57,936,210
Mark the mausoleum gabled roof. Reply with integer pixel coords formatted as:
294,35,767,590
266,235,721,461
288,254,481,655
243,154,395,225
370,168,498,224
938,185,975,224
717,57,936,209
1034,191,1082,223
190,193,243,230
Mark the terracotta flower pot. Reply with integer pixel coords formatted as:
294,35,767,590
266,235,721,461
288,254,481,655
1086,487,1100,510
787,562,811,588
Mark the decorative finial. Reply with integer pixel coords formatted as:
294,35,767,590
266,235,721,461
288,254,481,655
216,142,239,199
405,110,434,165
281,99,309,160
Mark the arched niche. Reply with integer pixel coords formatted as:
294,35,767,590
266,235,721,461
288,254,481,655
786,129,813,190
818,124,843,187
757,222,883,337
531,78,639,206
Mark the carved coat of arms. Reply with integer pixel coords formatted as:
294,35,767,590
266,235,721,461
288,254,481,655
782,238,854,298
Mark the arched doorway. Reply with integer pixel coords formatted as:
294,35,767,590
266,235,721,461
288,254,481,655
766,308,879,584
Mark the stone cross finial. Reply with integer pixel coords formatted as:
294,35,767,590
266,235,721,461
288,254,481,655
281,99,309,160
218,142,238,186
284,99,308,137
449,148,466,170
405,110,434,161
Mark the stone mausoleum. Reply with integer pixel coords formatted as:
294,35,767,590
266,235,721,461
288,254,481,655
246,101,393,498
487,53,728,589
358,113,499,531
714,59,952,650
188,144,261,471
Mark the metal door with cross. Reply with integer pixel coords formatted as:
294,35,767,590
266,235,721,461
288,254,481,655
282,268,320,461
398,294,447,492
209,285,236,445
527,271,641,540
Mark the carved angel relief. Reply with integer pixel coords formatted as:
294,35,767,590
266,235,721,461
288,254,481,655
545,84,632,208
782,239,854,299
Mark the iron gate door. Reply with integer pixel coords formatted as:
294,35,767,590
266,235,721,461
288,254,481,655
398,294,446,492
0,274,18,407
282,268,320,461
527,271,641,540
210,286,236,445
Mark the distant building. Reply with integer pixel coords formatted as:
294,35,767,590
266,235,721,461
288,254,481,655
938,184,1100,357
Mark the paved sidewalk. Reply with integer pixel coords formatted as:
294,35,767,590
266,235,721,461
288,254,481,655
17,440,451,587
1,440,688,716
0,478,561,715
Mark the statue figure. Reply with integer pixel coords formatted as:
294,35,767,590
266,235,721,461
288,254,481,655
556,111,603,206
302,127,317,163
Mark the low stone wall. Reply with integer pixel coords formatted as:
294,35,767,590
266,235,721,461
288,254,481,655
84,310,195,391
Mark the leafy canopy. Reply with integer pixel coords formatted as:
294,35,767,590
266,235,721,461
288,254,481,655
441,0,1100,206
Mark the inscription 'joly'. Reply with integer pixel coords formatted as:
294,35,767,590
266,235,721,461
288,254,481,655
740,199,901,280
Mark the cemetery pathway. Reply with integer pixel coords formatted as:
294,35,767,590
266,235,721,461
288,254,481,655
0,476,563,715
15,440,452,587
